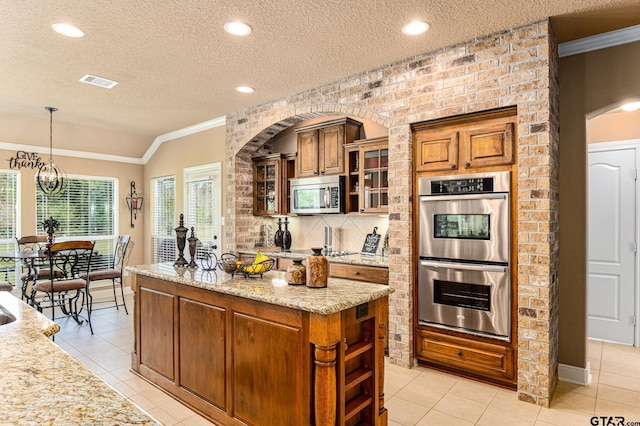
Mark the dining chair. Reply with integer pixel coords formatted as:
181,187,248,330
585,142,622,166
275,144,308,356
16,235,64,303
81,235,130,314
31,240,95,334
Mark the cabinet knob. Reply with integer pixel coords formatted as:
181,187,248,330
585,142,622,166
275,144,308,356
354,271,360,275
464,162,470,167
450,164,456,170
457,351,463,357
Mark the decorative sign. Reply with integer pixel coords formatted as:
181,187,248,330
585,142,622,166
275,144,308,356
7,151,45,170
361,226,381,256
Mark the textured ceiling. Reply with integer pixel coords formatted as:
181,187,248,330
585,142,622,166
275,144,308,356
1,0,639,157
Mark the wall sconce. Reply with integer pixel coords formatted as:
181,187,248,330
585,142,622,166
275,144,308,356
126,181,143,228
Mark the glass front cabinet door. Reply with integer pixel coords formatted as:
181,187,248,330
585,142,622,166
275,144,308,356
345,137,388,214
253,154,283,216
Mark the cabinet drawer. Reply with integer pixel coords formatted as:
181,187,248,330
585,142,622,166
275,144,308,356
330,263,388,284
416,330,514,382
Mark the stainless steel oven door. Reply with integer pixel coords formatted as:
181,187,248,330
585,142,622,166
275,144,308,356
418,192,509,263
418,259,510,340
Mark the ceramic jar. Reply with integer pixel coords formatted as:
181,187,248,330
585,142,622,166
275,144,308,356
306,247,328,288
286,258,306,285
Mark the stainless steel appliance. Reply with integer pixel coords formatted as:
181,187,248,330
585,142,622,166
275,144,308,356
290,175,345,215
417,171,511,340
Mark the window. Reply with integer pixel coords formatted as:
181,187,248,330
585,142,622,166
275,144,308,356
184,163,222,265
0,170,19,284
152,176,176,263
36,176,117,269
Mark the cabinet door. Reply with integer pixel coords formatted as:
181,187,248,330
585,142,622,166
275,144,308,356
318,124,345,175
179,298,227,408
414,129,459,172
360,145,388,213
460,119,514,169
297,130,318,177
253,159,281,216
232,311,304,425
139,287,175,380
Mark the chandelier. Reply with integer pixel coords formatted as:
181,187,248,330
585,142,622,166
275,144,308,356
37,107,67,196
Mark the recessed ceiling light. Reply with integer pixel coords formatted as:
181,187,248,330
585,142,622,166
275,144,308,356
621,101,640,112
52,23,84,38
402,20,429,36
224,21,252,36
235,86,255,93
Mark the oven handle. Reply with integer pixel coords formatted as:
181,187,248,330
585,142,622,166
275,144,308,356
420,193,507,202
420,260,507,273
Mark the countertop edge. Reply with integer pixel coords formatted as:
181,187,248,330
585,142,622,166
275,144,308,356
127,264,394,315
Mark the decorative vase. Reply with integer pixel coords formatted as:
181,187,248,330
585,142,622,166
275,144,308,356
306,247,328,288
283,217,292,251
274,218,284,248
286,258,306,285
187,226,199,269
174,213,189,267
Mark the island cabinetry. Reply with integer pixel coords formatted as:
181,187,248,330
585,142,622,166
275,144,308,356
413,107,516,173
131,271,389,425
344,137,389,214
296,118,362,177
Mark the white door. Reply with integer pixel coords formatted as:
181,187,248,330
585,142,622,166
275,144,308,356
588,148,636,345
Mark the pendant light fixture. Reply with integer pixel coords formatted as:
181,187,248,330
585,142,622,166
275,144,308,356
37,107,67,196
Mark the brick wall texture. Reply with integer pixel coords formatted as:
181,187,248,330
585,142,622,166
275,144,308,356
225,19,559,407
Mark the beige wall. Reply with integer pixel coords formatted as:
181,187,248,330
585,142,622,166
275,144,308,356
587,109,640,143
559,41,640,367
142,125,227,264
0,146,144,266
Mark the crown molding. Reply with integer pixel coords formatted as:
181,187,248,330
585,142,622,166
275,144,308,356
141,115,226,164
0,141,144,164
559,24,640,58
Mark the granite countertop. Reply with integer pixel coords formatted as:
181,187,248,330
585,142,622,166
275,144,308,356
238,247,389,268
0,292,159,425
127,263,394,316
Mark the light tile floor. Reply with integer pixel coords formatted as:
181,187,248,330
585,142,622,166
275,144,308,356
49,293,640,426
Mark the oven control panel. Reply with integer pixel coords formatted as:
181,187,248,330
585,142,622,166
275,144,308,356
430,176,494,194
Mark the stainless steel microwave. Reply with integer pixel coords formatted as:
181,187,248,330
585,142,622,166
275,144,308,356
290,175,345,214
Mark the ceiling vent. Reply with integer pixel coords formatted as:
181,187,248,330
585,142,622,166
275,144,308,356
79,74,119,89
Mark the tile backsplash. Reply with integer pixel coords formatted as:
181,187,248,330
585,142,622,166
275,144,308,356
259,215,389,255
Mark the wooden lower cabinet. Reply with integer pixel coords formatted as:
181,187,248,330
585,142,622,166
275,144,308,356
330,264,388,285
132,273,388,425
416,329,515,388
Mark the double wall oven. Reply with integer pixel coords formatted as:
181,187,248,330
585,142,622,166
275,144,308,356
417,171,511,341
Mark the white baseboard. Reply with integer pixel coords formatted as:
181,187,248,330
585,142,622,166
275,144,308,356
558,362,592,385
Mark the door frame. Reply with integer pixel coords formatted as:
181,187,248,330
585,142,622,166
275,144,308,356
588,139,640,346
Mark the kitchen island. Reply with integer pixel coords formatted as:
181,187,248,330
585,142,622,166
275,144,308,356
128,263,394,426
0,292,159,425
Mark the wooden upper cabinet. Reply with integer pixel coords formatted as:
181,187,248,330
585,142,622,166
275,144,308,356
461,120,514,169
412,107,516,173
318,124,345,175
414,129,459,172
296,118,362,177
253,154,283,216
296,130,318,177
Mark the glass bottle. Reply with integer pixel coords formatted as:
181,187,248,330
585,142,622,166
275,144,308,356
283,217,292,251
274,218,284,248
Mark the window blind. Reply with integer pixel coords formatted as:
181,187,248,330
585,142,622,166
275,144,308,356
152,176,176,263
36,176,116,269
0,170,19,284
184,163,222,265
